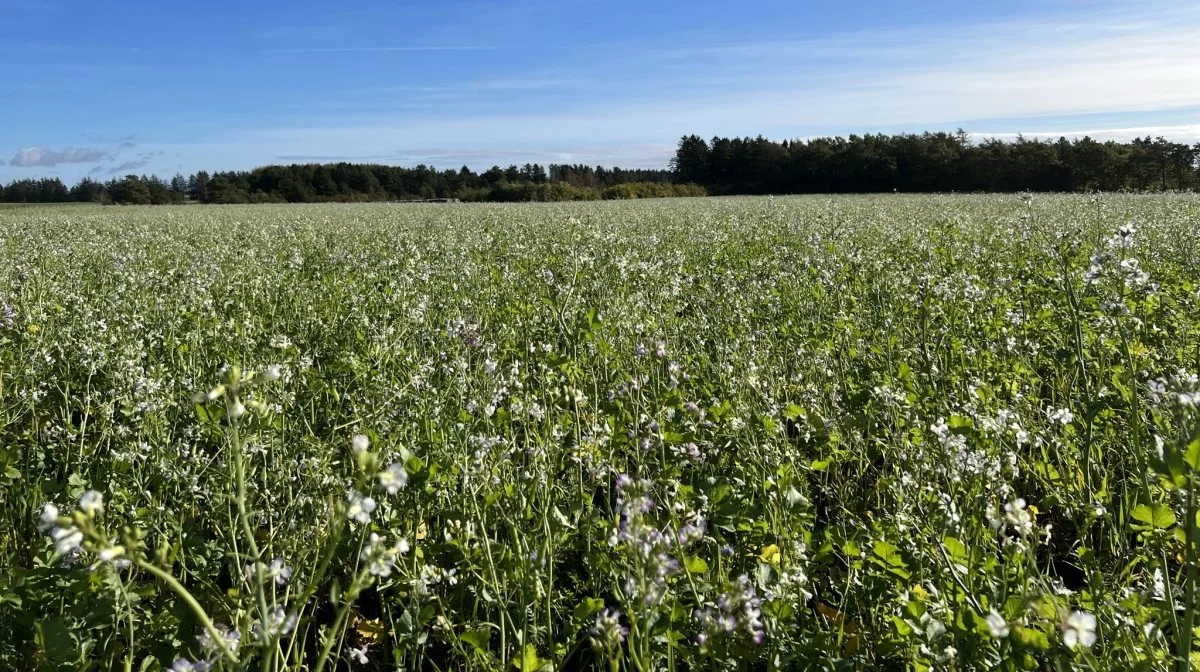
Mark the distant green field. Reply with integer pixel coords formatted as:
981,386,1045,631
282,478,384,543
0,201,94,207
2,195,1199,671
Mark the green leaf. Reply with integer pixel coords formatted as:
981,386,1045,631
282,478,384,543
573,597,605,622
942,537,967,562
514,643,549,671
948,415,974,430
1186,437,1200,472
459,628,491,654
873,541,906,567
1132,503,1176,529
36,620,77,662
1011,626,1050,651
842,540,861,559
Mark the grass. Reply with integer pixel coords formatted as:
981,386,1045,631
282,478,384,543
1,194,1198,671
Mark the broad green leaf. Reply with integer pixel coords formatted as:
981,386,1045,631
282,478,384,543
515,644,549,672
1011,626,1050,651
573,597,605,622
873,541,906,567
1132,503,1176,529
459,628,491,654
942,537,968,562
1186,437,1200,472
36,620,77,662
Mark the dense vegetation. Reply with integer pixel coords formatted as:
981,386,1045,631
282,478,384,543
3,195,1200,671
673,132,1200,194
0,163,692,205
3,132,1196,206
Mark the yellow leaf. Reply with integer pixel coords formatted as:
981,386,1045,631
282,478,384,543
815,602,861,655
758,544,781,565
351,613,385,644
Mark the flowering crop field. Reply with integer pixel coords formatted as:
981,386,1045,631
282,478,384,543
3,195,1200,671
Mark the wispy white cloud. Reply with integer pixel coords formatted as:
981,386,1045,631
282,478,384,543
241,1,1200,162
107,159,151,174
7,1,1199,179
272,144,673,168
266,45,509,54
10,146,107,167
977,125,1200,145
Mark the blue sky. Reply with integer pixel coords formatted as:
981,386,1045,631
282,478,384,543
2,0,1199,182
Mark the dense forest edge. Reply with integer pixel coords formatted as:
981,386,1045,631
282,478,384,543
2,131,1198,205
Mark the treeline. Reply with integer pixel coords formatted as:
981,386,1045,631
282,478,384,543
0,162,700,205
672,132,1200,193
5,132,1198,205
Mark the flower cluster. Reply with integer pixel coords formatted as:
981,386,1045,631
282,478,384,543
39,491,128,569
607,475,703,606
589,608,628,656
0,295,14,330
695,575,766,647
986,497,1037,538
360,532,409,578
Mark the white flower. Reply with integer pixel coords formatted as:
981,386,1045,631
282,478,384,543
985,611,1010,638
379,462,408,495
253,607,298,640
1049,407,1074,425
1003,498,1035,536
38,503,59,531
198,626,241,655
924,616,946,641
361,533,408,577
1062,610,1097,649
51,526,83,554
98,544,126,564
267,557,293,586
78,490,104,516
350,643,370,664
1152,568,1166,600
352,434,370,454
346,490,376,524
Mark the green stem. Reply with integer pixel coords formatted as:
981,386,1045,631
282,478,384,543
313,573,366,672
229,406,275,672
1179,470,1197,672
135,559,237,663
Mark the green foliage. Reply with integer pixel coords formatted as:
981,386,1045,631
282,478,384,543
673,132,1200,194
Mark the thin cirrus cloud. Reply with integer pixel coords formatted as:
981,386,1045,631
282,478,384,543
4,1,1200,180
238,2,1200,167
272,144,674,168
977,125,1200,145
9,147,108,168
106,159,152,175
